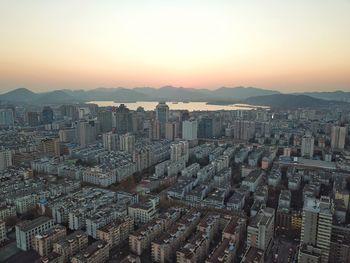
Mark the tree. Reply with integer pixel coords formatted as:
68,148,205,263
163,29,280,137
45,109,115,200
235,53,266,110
5,216,19,227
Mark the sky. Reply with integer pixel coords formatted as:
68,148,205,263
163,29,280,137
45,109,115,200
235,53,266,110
1,0,350,93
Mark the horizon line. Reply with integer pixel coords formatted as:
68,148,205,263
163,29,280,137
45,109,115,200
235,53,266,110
1,86,350,95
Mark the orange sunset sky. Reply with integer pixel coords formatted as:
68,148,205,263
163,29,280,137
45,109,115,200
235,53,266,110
1,0,350,93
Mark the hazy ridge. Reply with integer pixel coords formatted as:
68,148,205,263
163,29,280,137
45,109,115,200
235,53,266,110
0,86,349,108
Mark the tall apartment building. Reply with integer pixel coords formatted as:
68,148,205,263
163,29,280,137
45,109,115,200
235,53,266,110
98,110,112,133
76,120,98,147
150,120,161,140
165,122,178,141
42,106,54,124
0,149,12,171
155,102,169,139
0,221,6,243
113,104,133,135
331,126,347,150
247,207,275,255
301,134,314,158
27,111,40,126
182,120,198,141
33,225,67,256
39,138,60,156
0,108,14,126
102,132,119,151
59,128,77,143
170,141,189,162
119,133,135,153
16,216,54,251
233,120,256,141
329,224,350,263
298,196,334,263
133,147,152,172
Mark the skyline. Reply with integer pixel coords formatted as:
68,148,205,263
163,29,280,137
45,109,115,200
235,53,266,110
1,0,350,93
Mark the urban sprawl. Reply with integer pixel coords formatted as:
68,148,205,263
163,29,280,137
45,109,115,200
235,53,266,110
0,101,349,263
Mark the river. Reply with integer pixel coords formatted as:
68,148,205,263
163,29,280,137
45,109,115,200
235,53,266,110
89,101,266,111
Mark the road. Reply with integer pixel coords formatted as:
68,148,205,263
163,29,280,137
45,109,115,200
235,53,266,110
266,236,298,263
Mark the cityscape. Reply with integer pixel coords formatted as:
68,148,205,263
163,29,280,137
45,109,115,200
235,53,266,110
1,1,350,263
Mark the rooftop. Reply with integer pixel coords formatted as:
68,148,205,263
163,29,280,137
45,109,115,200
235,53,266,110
16,216,52,232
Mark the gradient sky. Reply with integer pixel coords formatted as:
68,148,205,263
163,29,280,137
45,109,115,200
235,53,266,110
1,0,350,93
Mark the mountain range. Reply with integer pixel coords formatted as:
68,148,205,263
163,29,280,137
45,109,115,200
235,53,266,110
0,86,349,108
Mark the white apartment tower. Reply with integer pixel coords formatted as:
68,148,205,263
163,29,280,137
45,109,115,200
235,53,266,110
301,134,314,158
247,207,275,255
120,133,135,154
102,132,119,151
170,141,189,162
331,126,346,150
182,120,198,140
298,196,333,263
0,150,12,171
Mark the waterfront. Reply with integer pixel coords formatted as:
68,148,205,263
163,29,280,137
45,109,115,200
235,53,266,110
89,101,265,111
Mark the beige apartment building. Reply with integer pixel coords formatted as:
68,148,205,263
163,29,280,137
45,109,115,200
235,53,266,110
53,230,88,263
97,216,134,248
33,225,67,257
151,210,201,263
71,240,109,263
129,208,182,256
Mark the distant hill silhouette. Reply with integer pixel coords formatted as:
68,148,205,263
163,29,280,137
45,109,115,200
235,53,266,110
295,90,350,102
1,86,349,108
214,86,280,100
0,88,38,102
245,94,349,108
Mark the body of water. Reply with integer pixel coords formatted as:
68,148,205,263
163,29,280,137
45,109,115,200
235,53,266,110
89,101,265,111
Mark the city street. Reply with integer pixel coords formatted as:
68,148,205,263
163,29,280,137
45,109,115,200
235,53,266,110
266,236,298,263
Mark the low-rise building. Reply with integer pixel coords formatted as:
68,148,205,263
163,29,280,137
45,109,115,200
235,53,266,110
96,217,134,248
242,170,263,192
36,252,63,263
227,192,245,211
53,231,88,263
128,196,159,225
129,208,182,256
86,209,119,238
241,246,264,263
71,240,109,263
82,167,116,187
268,169,281,187
33,225,67,257
14,193,39,213
0,205,16,221
181,163,200,178
203,188,228,209
205,238,235,263
176,232,210,263
151,210,201,263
